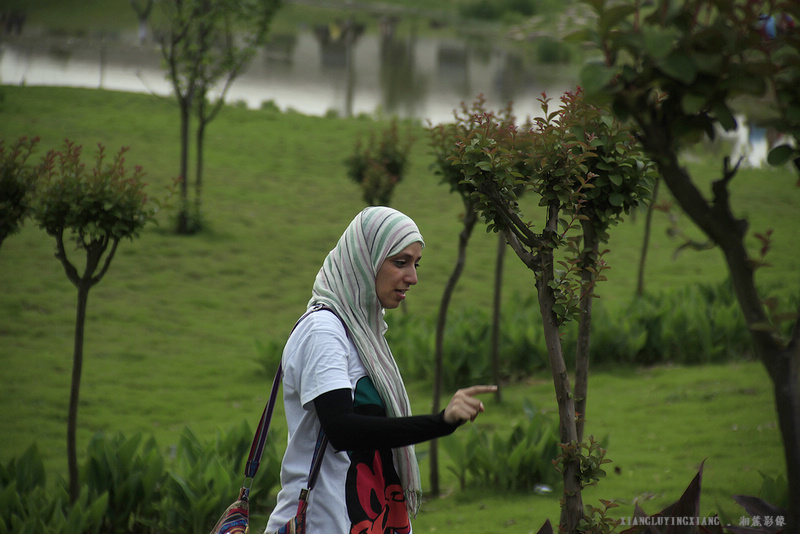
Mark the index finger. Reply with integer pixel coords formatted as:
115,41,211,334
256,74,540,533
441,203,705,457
461,385,498,396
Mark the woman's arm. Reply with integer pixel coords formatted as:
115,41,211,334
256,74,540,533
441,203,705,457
313,388,459,451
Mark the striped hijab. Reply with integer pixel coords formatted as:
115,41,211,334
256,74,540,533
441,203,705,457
308,206,424,515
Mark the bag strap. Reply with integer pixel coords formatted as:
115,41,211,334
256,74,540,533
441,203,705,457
244,362,283,480
243,305,334,485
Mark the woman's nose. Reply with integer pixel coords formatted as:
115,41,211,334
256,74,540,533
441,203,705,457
406,266,418,285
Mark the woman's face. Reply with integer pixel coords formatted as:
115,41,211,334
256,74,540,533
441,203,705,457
375,242,422,309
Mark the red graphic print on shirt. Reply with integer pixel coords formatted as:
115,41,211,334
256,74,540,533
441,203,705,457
348,450,410,534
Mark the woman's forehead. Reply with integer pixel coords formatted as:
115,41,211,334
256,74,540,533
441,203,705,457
387,242,423,260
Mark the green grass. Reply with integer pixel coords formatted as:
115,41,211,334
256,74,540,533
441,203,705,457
0,85,796,531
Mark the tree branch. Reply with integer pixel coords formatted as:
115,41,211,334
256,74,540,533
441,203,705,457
54,229,80,288
503,230,538,272
92,236,119,285
711,156,748,239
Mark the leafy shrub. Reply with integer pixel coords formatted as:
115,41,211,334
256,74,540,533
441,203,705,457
385,311,435,382
0,445,107,534
160,423,281,532
81,432,163,532
1,424,281,533
345,118,414,206
593,279,754,365
459,0,536,21
442,399,560,492
388,279,779,385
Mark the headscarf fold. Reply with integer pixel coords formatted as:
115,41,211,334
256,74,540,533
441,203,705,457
308,206,425,515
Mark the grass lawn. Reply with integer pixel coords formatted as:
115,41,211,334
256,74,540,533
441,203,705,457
410,363,783,531
0,85,795,532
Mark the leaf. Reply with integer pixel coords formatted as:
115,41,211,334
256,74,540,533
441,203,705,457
681,92,707,114
657,51,697,84
580,63,616,96
767,144,796,166
600,4,637,34
711,101,737,131
644,28,679,60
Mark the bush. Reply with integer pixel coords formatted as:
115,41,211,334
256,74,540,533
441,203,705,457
388,279,779,386
81,432,163,532
442,399,560,492
458,0,536,21
0,445,107,534
1,424,281,533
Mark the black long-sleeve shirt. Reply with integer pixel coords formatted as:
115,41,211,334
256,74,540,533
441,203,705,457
313,388,459,451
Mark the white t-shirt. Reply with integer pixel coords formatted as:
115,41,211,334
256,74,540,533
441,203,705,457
265,310,412,534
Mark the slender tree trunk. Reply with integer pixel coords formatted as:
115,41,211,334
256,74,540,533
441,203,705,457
574,221,598,442
490,233,505,402
537,251,583,532
195,109,206,227
176,98,192,234
502,215,584,532
430,206,477,496
636,177,660,297
68,282,90,504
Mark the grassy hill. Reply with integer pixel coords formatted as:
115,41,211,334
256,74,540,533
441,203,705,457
0,85,796,530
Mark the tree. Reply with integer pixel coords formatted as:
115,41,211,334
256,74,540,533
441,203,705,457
426,101,483,496
30,141,163,503
157,0,281,234
556,90,657,441
448,90,652,532
130,0,154,45
345,118,415,206
576,0,800,528
426,97,525,495
0,137,42,250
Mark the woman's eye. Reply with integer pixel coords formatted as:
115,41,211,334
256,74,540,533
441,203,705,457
394,260,406,268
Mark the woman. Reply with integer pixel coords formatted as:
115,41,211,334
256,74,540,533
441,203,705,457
265,206,495,534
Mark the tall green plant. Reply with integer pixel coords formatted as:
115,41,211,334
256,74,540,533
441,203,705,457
345,118,415,206
0,137,42,250
442,399,561,492
0,445,107,534
81,432,164,532
447,90,652,532
30,140,163,503
157,0,281,234
425,96,511,495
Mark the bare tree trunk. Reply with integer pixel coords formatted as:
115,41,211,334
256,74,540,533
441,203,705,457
176,97,192,234
490,233,506,402
575,220,598,442
430,206,477,496
195,100,207,227
504,220,583,532
636,177,660,297
536,251,583,532
67,282,89,504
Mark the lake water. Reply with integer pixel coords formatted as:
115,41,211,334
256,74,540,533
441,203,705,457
0,22,577,126
0,22,772,164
